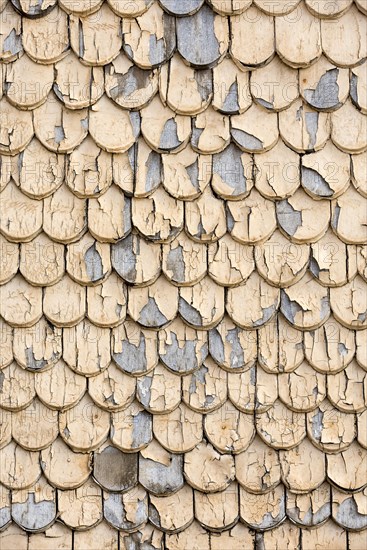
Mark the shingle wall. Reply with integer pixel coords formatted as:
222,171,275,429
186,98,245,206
0,0,366,548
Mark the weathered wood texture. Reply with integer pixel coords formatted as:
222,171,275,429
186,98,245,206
0,0,366,548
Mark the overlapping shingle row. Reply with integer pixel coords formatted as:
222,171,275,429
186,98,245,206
0,0,366,548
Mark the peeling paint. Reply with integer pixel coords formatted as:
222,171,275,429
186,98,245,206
302,166,333,197
277,200,302,236
304,69,340,109
231,129,264,151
